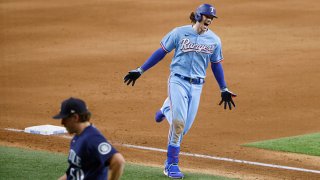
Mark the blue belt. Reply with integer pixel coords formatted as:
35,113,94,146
174,74,205,84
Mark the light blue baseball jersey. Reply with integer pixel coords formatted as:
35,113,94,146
160,25,223,79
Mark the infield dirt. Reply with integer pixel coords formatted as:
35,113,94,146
1,0,320,179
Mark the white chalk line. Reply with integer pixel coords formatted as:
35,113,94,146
3,128,320,174
122,144,320,174
4,128,24,132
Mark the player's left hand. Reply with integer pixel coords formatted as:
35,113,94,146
219,90,237,110
124,68,143,86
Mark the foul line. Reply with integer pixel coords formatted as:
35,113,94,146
4,128,24,132
3,128,320,174
122,144,320,174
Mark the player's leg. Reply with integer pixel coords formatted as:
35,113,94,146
155,75,174,123
167,81,188,146
163,79,188,179
155,97,170,123
184,84,203,135
158,84,187,125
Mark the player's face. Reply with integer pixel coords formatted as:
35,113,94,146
61,114,78,134
201,15,214,31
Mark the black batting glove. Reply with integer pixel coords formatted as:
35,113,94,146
219,89,237,110
124,67,144,86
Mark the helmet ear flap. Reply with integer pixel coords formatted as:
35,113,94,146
195,12,202,22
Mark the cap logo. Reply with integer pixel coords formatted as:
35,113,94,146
210,7,214,13
71,110,76,113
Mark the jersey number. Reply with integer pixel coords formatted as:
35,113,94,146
70,168,84,180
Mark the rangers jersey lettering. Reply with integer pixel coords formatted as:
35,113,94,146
161,25,223,78
180,38,215,54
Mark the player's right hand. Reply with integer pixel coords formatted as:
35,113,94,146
219,90,237,110
124,68,143,86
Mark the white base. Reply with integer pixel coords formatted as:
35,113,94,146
24,125,67,135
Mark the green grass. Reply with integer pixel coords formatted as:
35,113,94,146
0,146,68,180
122,163,232,180
0,146,234,180
244,133,320,156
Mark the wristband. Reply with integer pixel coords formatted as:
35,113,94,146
220,87,228,92
137,67,144,74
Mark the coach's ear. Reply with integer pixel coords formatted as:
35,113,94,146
72,114,80,122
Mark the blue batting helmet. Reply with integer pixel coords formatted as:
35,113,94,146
195,4,217,22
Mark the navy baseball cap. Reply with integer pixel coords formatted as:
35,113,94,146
53,97,90,119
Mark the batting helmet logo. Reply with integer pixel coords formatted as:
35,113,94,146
195,4,217,22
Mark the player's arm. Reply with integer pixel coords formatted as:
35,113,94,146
124,47,167,86
211,62,237,110
108,153,125,180
211,61,227,91
141,47,168,72
57,174,67,180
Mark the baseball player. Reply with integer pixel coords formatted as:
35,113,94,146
53,97,125,180
124,4,236,179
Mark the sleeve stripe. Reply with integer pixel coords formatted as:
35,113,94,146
160,42,170,53
212,59,224,63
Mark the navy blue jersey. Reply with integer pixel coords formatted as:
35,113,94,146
66,125,117,180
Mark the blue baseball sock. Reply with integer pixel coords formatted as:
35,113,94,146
167,145,180,164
